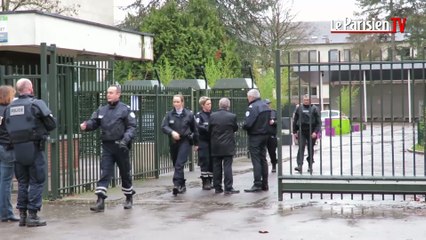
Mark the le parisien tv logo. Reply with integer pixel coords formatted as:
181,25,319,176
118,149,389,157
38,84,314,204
330,17,407,33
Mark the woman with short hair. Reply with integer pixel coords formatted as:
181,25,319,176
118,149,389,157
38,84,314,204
0,85,18,222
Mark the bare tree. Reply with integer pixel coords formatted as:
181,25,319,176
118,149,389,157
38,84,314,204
348,34,387,61
1,0,79,15
247,0,309,68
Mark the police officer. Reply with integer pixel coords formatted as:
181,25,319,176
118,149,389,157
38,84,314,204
265,99,278,173
243,89,271,192
292,94,321,173
161,94,198,196
195,96,213,190
4,78,56,227
80,85,136,212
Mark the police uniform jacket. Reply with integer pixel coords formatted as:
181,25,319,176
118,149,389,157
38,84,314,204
292,104,321,134
267,109,277,136
85,101,136,144
208,109,238,157
0,104,10,145
5,95,56,143
242,98,271,135
195,110,210,142
161,108,199,146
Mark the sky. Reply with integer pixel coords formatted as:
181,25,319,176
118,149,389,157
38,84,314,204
291,0,359,21
113,0,360,24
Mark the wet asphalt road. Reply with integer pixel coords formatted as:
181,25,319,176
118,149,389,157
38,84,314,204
2,159,426,240
2,124,426,240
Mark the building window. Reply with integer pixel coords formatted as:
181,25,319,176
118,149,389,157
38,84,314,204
291,85,317,97
399,47,411,58
343,49,351,61
310,86,317,96
299,51,308,63
309,50,317,63
329,49,339,62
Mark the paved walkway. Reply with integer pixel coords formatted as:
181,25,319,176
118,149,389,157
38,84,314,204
2,137,426,240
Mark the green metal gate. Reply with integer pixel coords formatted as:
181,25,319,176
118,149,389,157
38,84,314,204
1,44,251,200
275,49,426,201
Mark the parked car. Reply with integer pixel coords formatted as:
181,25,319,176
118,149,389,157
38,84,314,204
321,110,346,123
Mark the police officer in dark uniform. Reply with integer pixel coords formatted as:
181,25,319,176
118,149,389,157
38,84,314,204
243,89,271,192
292,94,321,173
4,78,56,227
80,85,136,212
195,96,213,190
265,99,278,173
161,94,199,196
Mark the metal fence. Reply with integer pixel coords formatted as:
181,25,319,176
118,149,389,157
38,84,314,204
0,44,250,200
275,50,426,201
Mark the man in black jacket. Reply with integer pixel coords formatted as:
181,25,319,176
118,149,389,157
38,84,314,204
242,89,271,192
81,85,137,211
209,98,239,194
292,94,321,173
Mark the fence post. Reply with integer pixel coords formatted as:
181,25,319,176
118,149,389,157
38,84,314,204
0,65,5,85
154,85,160,178
275,49,283,201
46,44,60,200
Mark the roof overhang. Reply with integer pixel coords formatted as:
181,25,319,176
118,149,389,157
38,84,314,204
0,11,153,60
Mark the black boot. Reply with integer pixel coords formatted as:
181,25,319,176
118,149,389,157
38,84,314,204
201,177,211,190
90,195,105,212
123,194,134,210
19,209,27,227
26,210,46,227
178,179,186,193
271,164,277,173
209,177,214,189
172,185,179,196
294,165,302,173
308,163,313,174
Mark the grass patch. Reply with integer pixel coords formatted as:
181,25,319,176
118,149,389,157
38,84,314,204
413,144,425,152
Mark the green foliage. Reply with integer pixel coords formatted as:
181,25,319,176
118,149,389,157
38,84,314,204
256,68,275,106
355,0,426,58
135,0,240,81
114,61,148,84
254,67,289,110
204,58,222,88
157,58,175,86
419,105,426,146
413,144,424,152
335,85,360,116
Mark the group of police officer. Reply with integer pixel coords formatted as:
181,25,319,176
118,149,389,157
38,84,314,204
160,89,280,195
0,80,321,227
188,90,321,193
81,87,321,205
